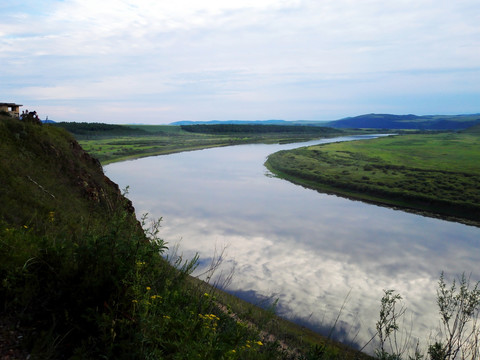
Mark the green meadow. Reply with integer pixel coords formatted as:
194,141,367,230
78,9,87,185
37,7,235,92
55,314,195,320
265,130,480,225
52,123,354,164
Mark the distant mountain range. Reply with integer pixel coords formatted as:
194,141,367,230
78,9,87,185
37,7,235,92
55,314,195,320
171,113,480,130
328,113,480,130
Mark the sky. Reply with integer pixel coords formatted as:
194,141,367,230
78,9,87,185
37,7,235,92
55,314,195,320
1,0,480,124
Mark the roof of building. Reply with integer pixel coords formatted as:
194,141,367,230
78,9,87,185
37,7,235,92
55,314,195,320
0,103,23,107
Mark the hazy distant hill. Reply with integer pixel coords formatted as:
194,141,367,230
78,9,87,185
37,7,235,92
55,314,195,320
172,113,480,130
327,113,480,130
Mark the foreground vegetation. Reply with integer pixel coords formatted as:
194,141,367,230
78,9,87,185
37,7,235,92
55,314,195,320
265,131,480,225
372,279,480,360
1,212,377,359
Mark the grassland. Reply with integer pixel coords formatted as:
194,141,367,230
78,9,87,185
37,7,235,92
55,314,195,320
265,131,480,226
78,130,235,164
50,123,370,164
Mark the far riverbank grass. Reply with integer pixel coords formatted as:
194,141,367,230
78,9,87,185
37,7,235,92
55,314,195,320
77,125,378,165
265,132,480,226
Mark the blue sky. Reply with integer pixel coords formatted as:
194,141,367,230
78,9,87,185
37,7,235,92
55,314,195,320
1,0,479,124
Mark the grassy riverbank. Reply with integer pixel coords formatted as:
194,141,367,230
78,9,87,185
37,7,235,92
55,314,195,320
50,122,383,165
80,126,347,165
265,131,480,226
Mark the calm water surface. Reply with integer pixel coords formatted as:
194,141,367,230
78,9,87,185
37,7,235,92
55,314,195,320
105,135,480,352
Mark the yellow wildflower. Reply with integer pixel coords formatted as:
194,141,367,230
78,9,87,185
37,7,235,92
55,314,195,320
146,286,151,291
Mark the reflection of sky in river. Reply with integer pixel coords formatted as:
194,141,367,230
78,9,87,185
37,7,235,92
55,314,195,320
105,136,480,353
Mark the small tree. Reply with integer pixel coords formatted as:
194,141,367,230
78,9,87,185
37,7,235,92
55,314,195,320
430,273,480,360
375,289,406,360
372,274,480,360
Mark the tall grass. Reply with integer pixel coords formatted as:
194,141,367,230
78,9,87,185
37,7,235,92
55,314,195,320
0,202,378,359
0,203,292,359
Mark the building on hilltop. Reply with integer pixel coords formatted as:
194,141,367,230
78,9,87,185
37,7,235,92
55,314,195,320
0,103,23,118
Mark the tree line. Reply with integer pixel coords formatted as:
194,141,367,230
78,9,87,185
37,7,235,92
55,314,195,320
181,124,343,135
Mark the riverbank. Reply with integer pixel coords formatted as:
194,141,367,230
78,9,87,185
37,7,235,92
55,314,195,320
265,132,480,227
65,123,378,165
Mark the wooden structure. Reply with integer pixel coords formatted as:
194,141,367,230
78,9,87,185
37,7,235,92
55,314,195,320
0,102,23,118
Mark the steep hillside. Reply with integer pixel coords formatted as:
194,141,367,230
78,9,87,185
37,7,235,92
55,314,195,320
0,115,134,231
0,114,144,358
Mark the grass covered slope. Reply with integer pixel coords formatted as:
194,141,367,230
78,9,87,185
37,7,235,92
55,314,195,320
265,132,480,225
0,116,130,230
0,115,373,359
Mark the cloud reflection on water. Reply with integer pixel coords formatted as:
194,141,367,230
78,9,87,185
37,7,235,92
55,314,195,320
105,139,480,353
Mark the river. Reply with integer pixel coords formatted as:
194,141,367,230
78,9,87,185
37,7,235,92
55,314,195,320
104,135,480,354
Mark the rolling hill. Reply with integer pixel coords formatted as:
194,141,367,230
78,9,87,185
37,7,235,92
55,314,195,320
170,113,480,131
327,113,480,130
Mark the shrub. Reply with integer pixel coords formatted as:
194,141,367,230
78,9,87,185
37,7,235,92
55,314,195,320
372,274,480,360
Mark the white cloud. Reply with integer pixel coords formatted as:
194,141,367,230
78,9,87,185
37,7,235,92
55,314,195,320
1,0,479,122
